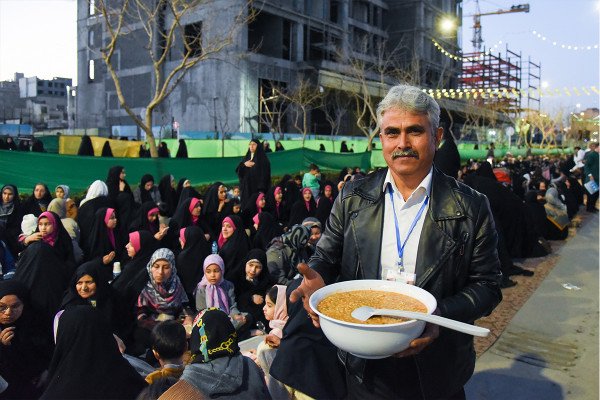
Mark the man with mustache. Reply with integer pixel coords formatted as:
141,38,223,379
285,84,502,399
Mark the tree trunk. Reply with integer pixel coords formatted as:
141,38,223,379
145,110,158,157
145,127,158,157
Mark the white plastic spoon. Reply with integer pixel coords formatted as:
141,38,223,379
351,306,490,337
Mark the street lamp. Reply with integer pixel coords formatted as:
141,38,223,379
440,17,456,33
213,97,218,140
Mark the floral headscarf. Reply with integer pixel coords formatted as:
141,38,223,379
137,248,188,314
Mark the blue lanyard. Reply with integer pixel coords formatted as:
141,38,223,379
388,185,429,269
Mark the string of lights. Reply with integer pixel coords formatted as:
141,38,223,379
422,87,600,99
531,30,598,51
432,39,511,62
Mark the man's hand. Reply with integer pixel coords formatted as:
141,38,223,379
392,308,440,358
289,263,325,328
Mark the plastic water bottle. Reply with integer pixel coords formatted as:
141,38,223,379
113,262,121,280
211,241,218,254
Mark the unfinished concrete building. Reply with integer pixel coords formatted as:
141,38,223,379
76,0,462,138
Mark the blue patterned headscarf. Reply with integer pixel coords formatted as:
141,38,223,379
137,248,188,313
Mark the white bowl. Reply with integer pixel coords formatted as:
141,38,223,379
309,280,437,359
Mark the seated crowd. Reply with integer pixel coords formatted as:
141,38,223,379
0,146,595,399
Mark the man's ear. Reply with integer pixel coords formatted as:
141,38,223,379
435,127,444,148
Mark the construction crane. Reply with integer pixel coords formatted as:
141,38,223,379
471,3,530,53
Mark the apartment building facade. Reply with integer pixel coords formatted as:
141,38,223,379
76,0,462,138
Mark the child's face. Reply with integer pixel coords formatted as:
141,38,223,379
233,188,240,197
275,191,283,202
257,197,266,209
38,217,54,238
205,264,222,285
232,204,241,214
55,187,65,199
245,261,262,280
263,295,276,320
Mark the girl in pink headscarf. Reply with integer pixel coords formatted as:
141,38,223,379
257,284,289,386
194,254,246,330
21,211,75,269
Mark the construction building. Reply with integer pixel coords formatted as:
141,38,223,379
459,45,541,116
76,0,463,139
0,73,72,130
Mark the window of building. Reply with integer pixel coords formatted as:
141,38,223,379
330,1,340,23
88,60,95,82
352,1,369,24
184,22,203,58
374,6,382,28
258,79,287,134
248,11,293,61
89,0,96,16
89,30,94,47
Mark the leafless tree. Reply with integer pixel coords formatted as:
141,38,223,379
275,75,323,146
319,88,352,150
94,0,256,156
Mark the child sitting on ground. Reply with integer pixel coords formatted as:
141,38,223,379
257,284,289,397
145,321,187,384
195,254,246,331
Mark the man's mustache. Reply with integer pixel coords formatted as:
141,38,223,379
392,150,419,159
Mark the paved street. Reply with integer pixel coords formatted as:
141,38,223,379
466,214,599,400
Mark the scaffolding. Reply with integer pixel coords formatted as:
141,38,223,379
459,45,540,116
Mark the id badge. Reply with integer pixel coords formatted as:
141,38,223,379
383,267,415,285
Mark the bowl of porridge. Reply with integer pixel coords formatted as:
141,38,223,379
309,280,437,359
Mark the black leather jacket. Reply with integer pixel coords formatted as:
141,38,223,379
310,167,502,398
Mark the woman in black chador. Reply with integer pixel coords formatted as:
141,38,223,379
235,139,271,204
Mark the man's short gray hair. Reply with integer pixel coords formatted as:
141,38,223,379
376,84,440,134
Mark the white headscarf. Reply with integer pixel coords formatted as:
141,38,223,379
80,180,108,206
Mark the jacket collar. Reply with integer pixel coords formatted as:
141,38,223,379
428,168,466,221
351,167,465,222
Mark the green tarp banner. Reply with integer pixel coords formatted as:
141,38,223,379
0,145,569,195
0,148,371,194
